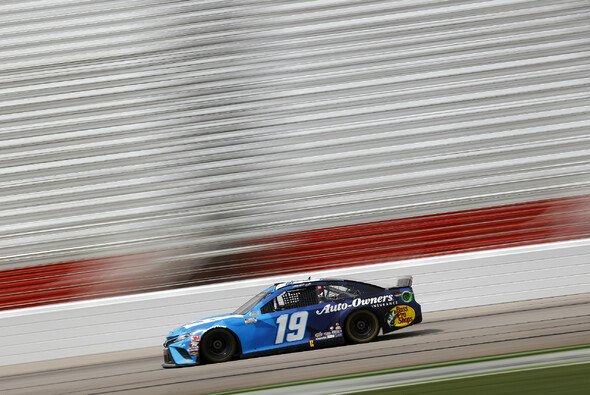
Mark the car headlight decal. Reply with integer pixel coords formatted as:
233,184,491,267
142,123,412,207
177,333,191,341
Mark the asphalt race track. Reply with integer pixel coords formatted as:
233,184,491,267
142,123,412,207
1,294,589,395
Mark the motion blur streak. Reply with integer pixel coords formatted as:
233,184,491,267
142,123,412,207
1,194,590,310
1,0,590,309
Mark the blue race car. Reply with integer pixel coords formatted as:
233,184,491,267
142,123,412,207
162,277,421,367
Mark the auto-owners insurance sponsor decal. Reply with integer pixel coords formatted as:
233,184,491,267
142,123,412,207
315,295,395,315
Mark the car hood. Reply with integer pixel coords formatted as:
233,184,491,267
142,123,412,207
167,314,243,338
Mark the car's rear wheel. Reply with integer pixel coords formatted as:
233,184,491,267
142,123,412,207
344,310,380,343
200,329,237,363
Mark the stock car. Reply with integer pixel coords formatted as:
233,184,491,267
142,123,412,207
162,277,421,367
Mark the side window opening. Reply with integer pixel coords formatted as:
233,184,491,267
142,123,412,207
317,284,360,302
261,300,274,314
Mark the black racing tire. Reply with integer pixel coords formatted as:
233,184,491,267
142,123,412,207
200,328,237,364
344,309,380,344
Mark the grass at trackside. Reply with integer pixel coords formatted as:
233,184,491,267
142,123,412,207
350,362,590,395
213,344,590,394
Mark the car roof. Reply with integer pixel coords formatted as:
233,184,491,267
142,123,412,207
268,278,379,293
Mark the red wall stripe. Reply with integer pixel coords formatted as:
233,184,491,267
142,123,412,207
1,194,589,311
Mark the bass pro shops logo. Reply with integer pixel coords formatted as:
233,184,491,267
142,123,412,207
386,305,416,327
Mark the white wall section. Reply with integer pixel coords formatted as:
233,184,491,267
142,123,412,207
1,239,589,366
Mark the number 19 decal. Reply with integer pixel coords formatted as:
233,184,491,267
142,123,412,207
275,311,308,344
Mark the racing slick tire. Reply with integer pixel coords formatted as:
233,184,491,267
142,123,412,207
200,328,238,363
344,309,380,344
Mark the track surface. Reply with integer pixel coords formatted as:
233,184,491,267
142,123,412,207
251,348,590,395
1,295,589,395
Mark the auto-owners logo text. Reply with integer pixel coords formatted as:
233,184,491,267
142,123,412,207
316,295,395,315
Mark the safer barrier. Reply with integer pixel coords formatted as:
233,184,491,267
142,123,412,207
1,239,589,366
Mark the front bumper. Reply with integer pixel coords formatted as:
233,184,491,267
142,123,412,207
162,346,198,368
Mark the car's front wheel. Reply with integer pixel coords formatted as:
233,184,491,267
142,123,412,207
344,310,380,343
200,329,237,363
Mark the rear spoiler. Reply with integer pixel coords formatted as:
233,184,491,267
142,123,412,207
388,276,415,303
391,275,413,289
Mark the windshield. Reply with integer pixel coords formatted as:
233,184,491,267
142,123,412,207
233,291,271,315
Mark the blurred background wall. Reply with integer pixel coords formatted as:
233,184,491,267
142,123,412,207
1,0,590,309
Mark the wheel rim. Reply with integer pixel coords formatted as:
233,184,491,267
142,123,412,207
206,332,232,358
350,312,375,339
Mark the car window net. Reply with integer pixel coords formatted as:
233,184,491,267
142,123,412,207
276,288,318,310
